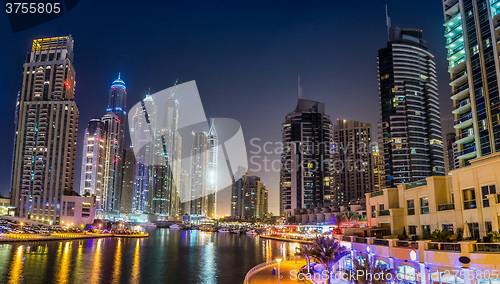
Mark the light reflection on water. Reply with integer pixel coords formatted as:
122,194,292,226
0,229,300,283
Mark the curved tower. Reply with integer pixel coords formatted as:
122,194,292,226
378,26,445,188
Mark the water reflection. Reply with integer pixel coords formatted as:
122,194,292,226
0,230,300,283
90,238,103,283
9,245,24,284
130,238,141,284
112,238,122,284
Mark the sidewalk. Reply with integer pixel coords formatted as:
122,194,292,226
246,259,349,284
247,259,308,283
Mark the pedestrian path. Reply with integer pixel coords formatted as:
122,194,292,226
246,259,349,284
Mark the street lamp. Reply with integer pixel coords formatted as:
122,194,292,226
276,258,282,284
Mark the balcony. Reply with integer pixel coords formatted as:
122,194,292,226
438,203,455,211
452,98,471,115
405,179,427,190
454,114,473,129
451,84,470,100
370,191,383,197
378,210,390,216
455,132,474,144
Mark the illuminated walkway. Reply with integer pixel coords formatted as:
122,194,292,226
247,259,349,284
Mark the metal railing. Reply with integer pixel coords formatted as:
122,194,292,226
372,239,389,246
354,237,367,244
243,259,278,284
438,203,455,211
474,243,500,253
378,210,390,216
396,241,419,249
370,191,383,197
342,236,352,242
405,180,427,190
427,242,461,252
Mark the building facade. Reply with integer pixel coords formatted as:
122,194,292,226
190,132,209,216
280,99,333,217
120,148,135,213
378,26,445,188
100,75,127,213
11,36,79,224
79,119,105,201
60,195,96,228
367,152,500,240
332,120,374,206
443,0,500,167
231,173,268,218
445,132,459,173
207,119,218,218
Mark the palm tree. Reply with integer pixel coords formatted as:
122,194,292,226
299,245,315,274
307,236,350,284
351,255,393,284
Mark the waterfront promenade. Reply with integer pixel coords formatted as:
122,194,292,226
0,232,148,242
245,259,349,284
246,259,308,283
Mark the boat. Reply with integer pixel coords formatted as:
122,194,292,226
140,222,157,228
231,229,241,234
169,224,181,230
246,229,258,235
218,228,230,233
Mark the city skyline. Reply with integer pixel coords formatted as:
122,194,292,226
0,1,454,215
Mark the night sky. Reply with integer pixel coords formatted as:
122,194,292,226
0,0,453,215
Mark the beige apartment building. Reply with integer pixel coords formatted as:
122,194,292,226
367,152,500,239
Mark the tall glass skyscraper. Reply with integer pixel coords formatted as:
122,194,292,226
279,99,333,217
101,75,127,212
378,26,445,188
207,119,218,218
11,36,79,224
443,0,500,167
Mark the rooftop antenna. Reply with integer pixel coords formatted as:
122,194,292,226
118,72,121,79
298,75,303,99
386,5,391,41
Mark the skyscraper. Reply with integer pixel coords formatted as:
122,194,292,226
443,0,500,167
190,132,209,216
378,26,445,188
280,99,333,217
131,94,156,213
231,173,268,218
207,119,218,218
11,36,79,224
120,147,135,213
79,119,105,202
445,132,459,173
332,120,374,206
101,75,127,213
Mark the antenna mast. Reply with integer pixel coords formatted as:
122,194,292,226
386,5,391,41
298,75,303,99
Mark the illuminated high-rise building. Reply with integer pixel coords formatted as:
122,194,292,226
79,119,105,202
131,93,156,213
280,99,333,217
332,120,374,206
101,75,127,212
120,147,135,213
206,119,218,218
231,173,268,218
190,132,209,216
378,25,445,188
11,36,79,224
443,0,500,167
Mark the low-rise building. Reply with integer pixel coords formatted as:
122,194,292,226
366,152,500,239
60,195,96,228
